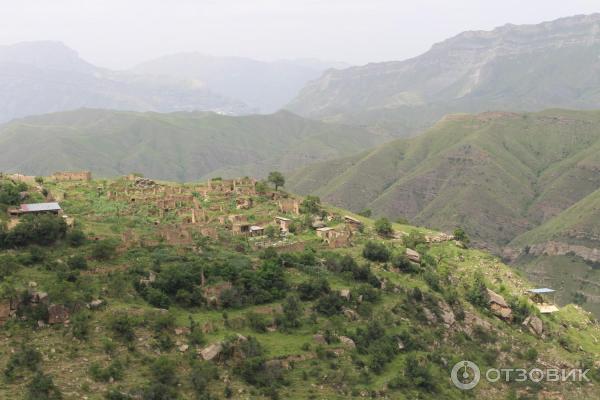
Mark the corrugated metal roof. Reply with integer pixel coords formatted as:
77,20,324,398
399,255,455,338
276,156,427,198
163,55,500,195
20,202,61,212
527,288,555,294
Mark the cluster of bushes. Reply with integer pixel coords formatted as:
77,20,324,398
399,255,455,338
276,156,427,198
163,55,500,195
324,253,380,287
0,180,27,205
352,320,400,374
0,214,67,248
135,249,289,310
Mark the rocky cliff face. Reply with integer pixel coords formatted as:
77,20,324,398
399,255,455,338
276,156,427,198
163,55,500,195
287,14,600,136
504,242,600,264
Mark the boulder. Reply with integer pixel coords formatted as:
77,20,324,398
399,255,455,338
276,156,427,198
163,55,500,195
339,289,351,301
339,336,356,349
438,301,456,327
343,308,358,321
179,344,189,352
313,334,327,345
406,248,421,264
88,299,104,310
48,304,70,325
487,289,512,320
200,342,223,361
523,315,543,337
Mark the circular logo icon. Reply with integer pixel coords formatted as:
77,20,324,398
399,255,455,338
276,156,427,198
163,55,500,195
451,360,480,390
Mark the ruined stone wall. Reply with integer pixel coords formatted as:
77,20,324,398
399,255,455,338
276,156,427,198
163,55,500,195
53,171,92,181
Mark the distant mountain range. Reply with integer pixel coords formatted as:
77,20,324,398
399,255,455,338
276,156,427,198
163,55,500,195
0,41,346,123
287,14,600,137
0,41,254,123
133,54,348,113
0,108,380,182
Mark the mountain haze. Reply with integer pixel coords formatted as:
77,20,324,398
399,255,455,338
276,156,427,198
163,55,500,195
0,41,251,123
0,108,380,181
287,14,600,136
133,54,348,113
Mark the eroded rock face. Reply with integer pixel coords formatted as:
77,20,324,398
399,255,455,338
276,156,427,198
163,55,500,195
505,241,600,263
523,315,544,337
487,289,512,321
200,343,223,361
339,336,356,349
438,301,456,327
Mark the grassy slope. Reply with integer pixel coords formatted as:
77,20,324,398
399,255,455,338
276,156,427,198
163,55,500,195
1,177,600,399
288,109,600,253
0,109,386,182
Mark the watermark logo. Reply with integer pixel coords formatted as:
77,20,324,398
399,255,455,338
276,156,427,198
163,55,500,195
451,360,590,390
451,360,480,390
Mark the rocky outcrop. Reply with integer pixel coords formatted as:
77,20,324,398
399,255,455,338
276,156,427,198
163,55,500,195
523,315,544,337
199,343,223,361
505,241,600,263
487,289,512,320
406,248,421,264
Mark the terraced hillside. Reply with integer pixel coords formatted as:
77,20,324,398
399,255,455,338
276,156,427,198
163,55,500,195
0,108,385,181
1,174,599,399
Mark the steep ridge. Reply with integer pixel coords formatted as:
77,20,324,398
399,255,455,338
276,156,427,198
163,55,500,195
287,14,600,137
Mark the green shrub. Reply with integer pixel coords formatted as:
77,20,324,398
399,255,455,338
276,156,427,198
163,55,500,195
26,372,62,400
89,359,125,382
374,218,393,237
314,292,345,316
4,345,42,380
246,311,269,333
71,311,91,340
66,229,87,247
466,273,489,309
362,241,390,262
108,312,137,342
190,361,218,396
91,239,119,260
68,255,88,270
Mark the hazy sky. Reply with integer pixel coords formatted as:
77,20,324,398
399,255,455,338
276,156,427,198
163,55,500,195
1,0,599,69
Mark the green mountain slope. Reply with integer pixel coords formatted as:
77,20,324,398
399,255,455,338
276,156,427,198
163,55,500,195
287,14,600,137
0,108,384,181
1,175,600,399
288,110,600,253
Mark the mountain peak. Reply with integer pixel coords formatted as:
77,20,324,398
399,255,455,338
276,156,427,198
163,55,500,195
0,40,94,73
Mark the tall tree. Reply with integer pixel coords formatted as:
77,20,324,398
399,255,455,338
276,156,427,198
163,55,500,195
268,171,285,191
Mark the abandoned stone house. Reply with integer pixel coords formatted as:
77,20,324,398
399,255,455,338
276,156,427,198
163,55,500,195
236,197,253,210
275,217,292,233
249,226,265,237
53,171,92,182
344,216,363,232
316,227,338,243
278,198,300,215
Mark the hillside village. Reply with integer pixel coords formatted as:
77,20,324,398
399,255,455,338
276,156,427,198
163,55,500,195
0,170,599,399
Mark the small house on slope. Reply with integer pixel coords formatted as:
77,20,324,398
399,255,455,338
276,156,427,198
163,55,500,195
8,202,62,217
